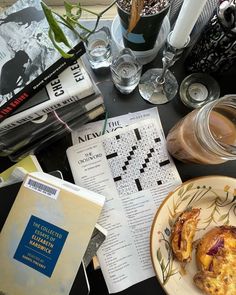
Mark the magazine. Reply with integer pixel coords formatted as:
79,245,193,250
71,107,161,144
67,111,182,293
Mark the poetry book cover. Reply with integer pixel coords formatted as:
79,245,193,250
0,171,105,295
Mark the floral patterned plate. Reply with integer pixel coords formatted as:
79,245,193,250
150,175,236,295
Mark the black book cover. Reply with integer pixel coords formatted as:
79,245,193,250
0,0,85,122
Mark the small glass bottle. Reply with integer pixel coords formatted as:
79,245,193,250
166,95,236,164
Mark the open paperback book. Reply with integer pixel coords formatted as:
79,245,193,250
67,111,182,293
0,171,105,295
0,58,94,133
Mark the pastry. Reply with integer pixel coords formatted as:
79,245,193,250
170,208,200,263
194,225,236,295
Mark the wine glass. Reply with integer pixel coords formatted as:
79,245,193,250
139,33,189,105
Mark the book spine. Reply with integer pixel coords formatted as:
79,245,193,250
0,96,80,132
0,58,94,133
0,41,86,123
8,105,105,162
0,95,104,152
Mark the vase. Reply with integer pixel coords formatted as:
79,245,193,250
116,2,170,51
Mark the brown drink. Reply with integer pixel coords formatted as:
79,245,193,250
166,95,236,164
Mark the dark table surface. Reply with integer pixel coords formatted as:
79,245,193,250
0,20,236,295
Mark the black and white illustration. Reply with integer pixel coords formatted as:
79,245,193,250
103,121,176,197
0,0,57,105
0,0,78,108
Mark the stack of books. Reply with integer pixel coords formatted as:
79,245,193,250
0,0,105,160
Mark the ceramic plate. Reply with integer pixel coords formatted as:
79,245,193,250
150,175,236,295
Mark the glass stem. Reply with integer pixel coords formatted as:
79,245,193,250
155,51,174,85
156,63,168,84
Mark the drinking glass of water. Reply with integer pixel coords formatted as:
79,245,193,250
84,26,112,69
110,48,142,94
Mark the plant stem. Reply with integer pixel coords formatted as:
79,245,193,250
42,0,118,57
85,0,118,36
99,0,118,16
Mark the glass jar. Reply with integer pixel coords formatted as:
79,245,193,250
166,95,236,164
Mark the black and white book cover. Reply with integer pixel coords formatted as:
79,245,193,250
0,58,95,133
0,0,85,122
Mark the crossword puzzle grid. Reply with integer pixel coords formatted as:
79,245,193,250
102,122,176,197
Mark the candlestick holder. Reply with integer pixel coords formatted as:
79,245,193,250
139,33,189,104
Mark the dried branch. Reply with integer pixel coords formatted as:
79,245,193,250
128,0,144,32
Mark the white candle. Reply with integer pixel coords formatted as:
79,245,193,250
169,0,208,49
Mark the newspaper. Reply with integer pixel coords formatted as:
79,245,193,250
67,108,182,293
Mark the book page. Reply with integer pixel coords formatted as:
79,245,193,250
67,116,182,293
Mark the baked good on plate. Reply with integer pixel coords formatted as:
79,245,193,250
170,208,200,263
194,225,236,295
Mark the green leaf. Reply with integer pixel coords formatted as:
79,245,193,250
157,248,162,262
64,1,82,26
186,183,194,191
218,213,229,222
41,1,72,48
160,259,165,272
182,194,191,201
169,268,178,276
48,28,73,58
64,1,73,17
178,187,184,196
64,0,74,16
164,240,171,252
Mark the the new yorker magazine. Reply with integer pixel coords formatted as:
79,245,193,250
0,0,85,122
67,111,182,293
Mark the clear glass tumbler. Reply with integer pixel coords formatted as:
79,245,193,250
110,48,142,94
84,26,112,69
166,95,236,164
